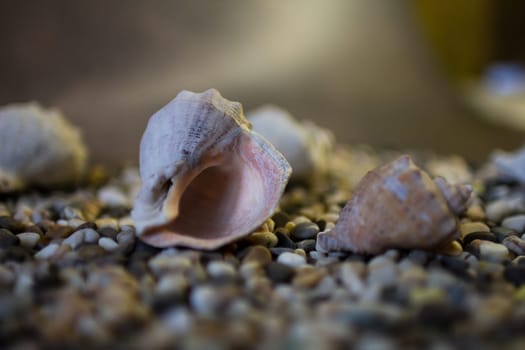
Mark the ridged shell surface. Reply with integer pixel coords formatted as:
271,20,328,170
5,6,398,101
316,155,471,254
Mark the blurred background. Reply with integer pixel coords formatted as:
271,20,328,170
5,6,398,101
2,0,525,165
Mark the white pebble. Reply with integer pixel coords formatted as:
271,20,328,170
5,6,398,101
98,237,119,251
35,243,59,260
502,214,525,233
479,241,510,262
486,197,524,222
82,228,100,243
16,232,40,249
98,186,130,206
206,261,236,278
277,252,307,267
63,230,85,249
68,218,86,228
116,230,135,245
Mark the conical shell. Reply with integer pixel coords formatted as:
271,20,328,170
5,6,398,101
131,89,292,249
0,102,87,192
316,155,472,254
247,105,334,180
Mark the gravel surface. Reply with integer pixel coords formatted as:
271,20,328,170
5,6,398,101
1,147,525,349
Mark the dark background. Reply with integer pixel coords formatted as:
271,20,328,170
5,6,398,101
1,0,524,165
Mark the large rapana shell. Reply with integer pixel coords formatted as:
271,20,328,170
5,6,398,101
316,155,472,254
131,89,292,249
0,103,87,192
247,105,334,180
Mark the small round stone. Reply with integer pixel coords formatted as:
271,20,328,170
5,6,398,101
265,262,295,283
502,235,525,256
504,265,525,286
277,252,306,268
94,218,119,230
486,198,524,223
81,228,100,243
502,214,525,233
16,232,40,249
0,228,19,248
460,222,490,239
207,261,237,279
436,240,463,256
274,229,295,249
62,230,85,250
462,231,497,245
0,216,24,233
246,232,278,247
98,227,119,240
271,212,290,228
290,222,319,241
45,225,73,239
242,246,272,266
491,226,518,242
35,243,60,260
296,239,316,252
468,239,510,262
98,237,119,252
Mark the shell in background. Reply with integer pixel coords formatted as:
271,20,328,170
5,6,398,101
247,105,334,180
131,89,292,249
0,103,87,192
491,145,525,183
316,155,472,254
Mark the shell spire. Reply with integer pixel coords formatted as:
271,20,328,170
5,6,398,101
131,89,292,249
316,155,472,254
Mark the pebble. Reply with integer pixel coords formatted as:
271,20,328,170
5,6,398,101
45,225,73,239
265,262,295,283
465,204,486,221
206,261,237,279
35,243,60,260
290,222,320,241
296,239,316,252
502,214,525,233
16,232,40,249
460,222,490,238
436,240,463,256
81,228,100,243
491,226,518,242
242,246,272,266
462,231,497,245
485,197,524,223
292,266,326,288
95,217,119,230
504,265,525,286
277,252,307,268
0,228,19,248
274,229,295,249
0,216,24,233
247,231,278,247
62,230,85,249
271,211,290,228
98,237,120,252
98,186,130,207
468,239,510,262
98,227,119,240
338,261,366,295
502,235,525,255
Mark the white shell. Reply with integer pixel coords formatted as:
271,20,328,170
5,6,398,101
491,145,525,183
316,155,472,254
0,103,87,192
131,89,292,249
247,105,334,180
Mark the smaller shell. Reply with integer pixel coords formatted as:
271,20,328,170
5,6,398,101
0,103,87,192
316,155,472,254
491,145,525,183
247,105,334,180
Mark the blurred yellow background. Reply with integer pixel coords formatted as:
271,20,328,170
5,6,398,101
1,0,524,165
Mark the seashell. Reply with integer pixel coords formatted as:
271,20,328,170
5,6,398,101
491,145,525,183
247,105,334,180
316,155,472,254
131,89,292,249
0,102,87,192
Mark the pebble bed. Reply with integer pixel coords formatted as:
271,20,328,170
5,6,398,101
2,147,525,349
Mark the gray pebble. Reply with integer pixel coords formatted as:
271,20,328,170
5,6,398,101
502,214,525,233
291,222,319,241
503,235,525,256
63,230,85,249
81,228,100,243
277,252,307,267
35,243,60,260
206,261,237,279
16,232,40,249
0,228,19,248
98,237,119,252
296,239,316,252
117,230,135,245
486,197,525,223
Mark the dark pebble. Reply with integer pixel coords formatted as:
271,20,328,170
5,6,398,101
25,225,43,236
128,259,149,278
416,303,465,329
491,226,519,242
296,239,316,252
98,227,119,240
514,256,525,266
462,231,497,245
0,246,30,262
75,222,98,231
45,225,73,239
265,262,295,283
439,255,469,278
275,229,295,249
405,250,429,265
503,265,525,286
315,220,327,232
0,228,19,248
290,222,319,241
200,252,224,264
0,216,24,233
380,285,408,306
271,212,290,228
270,247,295,256
445,285,467,307
76,244,107,262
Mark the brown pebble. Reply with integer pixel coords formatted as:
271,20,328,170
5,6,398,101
242,246,272,266
292,266,326,288
45,225,74,239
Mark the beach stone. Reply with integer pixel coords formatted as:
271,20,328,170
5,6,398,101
95,217,119,230
503,236,525,255
0,228,19,248
504,265,525,286
465,204,486,221
491,226,518,242
35,243,60,260
274,229,295,249
98,237,119,252
265,262,295,283
296,239,316,252
292,266,326,288
190,285,236,315
242,246,272,266
247,231,278,247
460,222,490,238
462,231,497,245
0,216,24,233
468,239,510,262
45,225,73,239
338,261,366,295
271,211,290,228
502,214,525,233
81,228,100,243
486,197,525,222
290,222,319,241
62,230,85,250
206,261,237,279
437,240,463,256
16,232,40,249
277,252,307,268
98,227,119,240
